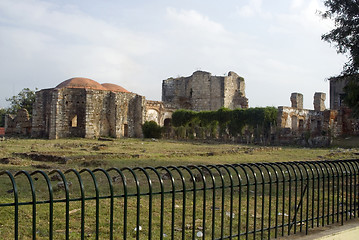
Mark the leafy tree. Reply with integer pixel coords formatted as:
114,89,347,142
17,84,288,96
321,0,359,116
321,0,359,74
6,88,37,116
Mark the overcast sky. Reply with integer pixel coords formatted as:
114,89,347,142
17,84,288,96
0,0,347,109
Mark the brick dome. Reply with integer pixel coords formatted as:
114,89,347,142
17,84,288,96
55,77,107,90
101,83,130,93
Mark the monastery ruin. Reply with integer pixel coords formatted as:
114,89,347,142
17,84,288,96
4,70,358,143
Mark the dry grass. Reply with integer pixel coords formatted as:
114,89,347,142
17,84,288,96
0,138,358,172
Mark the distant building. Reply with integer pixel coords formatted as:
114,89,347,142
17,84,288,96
162,71,248,111
6,70,358,142
31,77,149,139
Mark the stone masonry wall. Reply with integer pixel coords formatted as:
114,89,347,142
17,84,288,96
31,89,55,138
55,88,87,138
5,109,32,135
330,77,348,110
162,71,248,111
314,92,326,111
32,87,146,139
224,71,248,109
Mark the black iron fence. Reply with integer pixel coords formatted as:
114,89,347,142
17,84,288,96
0,159,359,239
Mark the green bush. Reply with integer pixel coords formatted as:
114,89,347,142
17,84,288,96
171,107,278,142
142,121,162,139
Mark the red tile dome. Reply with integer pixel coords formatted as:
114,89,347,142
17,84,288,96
55,77,107,90
101,83,130,93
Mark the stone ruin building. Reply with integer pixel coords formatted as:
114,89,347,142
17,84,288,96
277,92,338,146
4,70,358,142
26,77,173,139
4,108,32,135
5,71,248,139
277,84,359,146
162,71,248,111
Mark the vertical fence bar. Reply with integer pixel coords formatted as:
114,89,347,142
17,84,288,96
49,170,70,240
159,166,176,240
326,162,336,224
31,170,54,240
225,164,242,240
134,168,153,240
79,169,100,240
15,171,36,240
121,167,141,240
266,163,280,239
243,164,257,240
251,164,266,240
167,166,186,240
147,167,165,240
236,164,250,240
107,168,128,240
0,171,19,240
64,169,85,240
93,168,114,240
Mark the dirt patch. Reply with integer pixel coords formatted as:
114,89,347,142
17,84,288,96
92,144,108,151
81,160,107,167
0,157,22,165
13,152,69,163
31,164,53,169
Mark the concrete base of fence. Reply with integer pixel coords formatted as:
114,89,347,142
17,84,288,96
279,218,359,240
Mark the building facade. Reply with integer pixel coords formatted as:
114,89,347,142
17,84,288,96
162,71,248,111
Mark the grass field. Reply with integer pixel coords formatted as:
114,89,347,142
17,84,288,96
0,137,358,172
0,137,358,239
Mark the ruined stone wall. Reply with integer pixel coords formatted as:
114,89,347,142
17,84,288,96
162,76,192,109
31,89,55,138
32,87,147,139
314,92,326,111
5,109,32,135
108,92,145,138
162,71,248,111
55,88,87,139
190,71,223,111
277,92,341,146
224,71,248,109
84,89,111,138
145,100,174,126
330,77,348,110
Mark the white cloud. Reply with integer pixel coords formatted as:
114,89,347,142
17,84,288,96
0,0,164,104
237,0,262,17
236,0,272,18
166,7,225,34
291,0,305,9
0,0,347,110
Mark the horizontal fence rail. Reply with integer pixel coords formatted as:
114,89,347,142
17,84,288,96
0,159,359,239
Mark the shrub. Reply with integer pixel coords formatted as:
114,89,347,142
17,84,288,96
142,121,162,139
